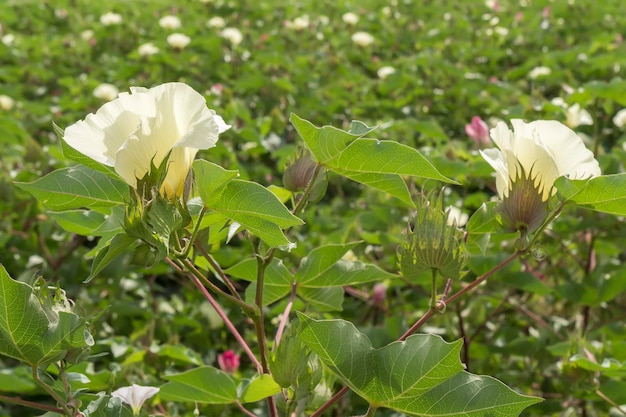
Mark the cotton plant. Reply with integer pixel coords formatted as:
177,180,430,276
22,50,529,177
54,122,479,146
6,79,626,417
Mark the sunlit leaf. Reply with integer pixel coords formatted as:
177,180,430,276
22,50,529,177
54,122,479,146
0,265,93,367
15,165,127,210
298,314,542,416
159,366,237,404
555,174,626,216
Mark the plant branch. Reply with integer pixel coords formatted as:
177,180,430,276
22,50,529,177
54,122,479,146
274,282,298,348
186,268,262,372
0,394,65,414
193,242,242,300
32,366,74,416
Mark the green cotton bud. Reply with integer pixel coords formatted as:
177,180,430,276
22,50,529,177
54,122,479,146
399,194,467,280
282,147,328,203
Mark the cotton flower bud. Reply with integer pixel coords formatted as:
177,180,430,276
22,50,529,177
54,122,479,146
398,194,467,280
218,350,240,373
282,147,327,203
497,163,551,235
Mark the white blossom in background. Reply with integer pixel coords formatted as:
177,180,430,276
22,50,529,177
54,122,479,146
351,31,374,47
93,83,119,101
111,384,159,416
528,66,551,79
100,12,122,26
159,15,181,30
2,34,15,46
0,95,15,111
138,42,159,56
377,66,396,79
207,16,226,28
292,15,310,31
80,30,94,41
446,206,469,227
64,82,231,198
167,33,191,49
342,12,359,25
221,27,243,46
613,108,626,129
565,104,593,128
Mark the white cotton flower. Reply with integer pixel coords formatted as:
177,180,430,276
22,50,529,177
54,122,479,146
2,34,15,46
167,33,191,49
63,82,231,198
221,27,243,46
100,12,122,26
342,12,359,25
565,104,593,128
80,30,94,41
351,31,374,47
528,66,551,79
207,16,226,28
480,120,600,233
613,108,626,129
111,384,159,416
93,83,119,102
292,15,310,31
0,95,15,111
481,120,600,201
159,15,181,29
377,66,396,79
138,42,159,56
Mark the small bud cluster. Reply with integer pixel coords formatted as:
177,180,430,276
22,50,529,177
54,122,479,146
399,194,467,280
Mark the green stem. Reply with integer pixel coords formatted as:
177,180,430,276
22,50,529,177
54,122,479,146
181,205,208,259
430,268,438,310
0,394,65,414
31,367,74,416
194,242,242,300
254,253,272,374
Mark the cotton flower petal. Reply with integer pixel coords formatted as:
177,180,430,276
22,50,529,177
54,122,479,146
63,93,157,167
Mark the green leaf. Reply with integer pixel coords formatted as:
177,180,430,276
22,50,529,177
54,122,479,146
198,176,303,247
49,210,107,236
332,169,415,207
239,374,282,403
297,314,542,416
0,265,93,367
15,165,128,210
465,202,499,255
298,287,345,311
82,393,124,417
159,366,237,404
290,113,365,163
192,159,239,198
555,174,626,215
0,367,37,394
85,234,136,283
290,114,456,207
296,242,396,287
225,258,293,305
328,138,455,183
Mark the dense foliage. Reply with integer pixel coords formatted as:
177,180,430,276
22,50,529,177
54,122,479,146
2,0,626,416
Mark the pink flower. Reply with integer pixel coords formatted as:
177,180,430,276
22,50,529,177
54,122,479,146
465,116,491,147
218,350,240,373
